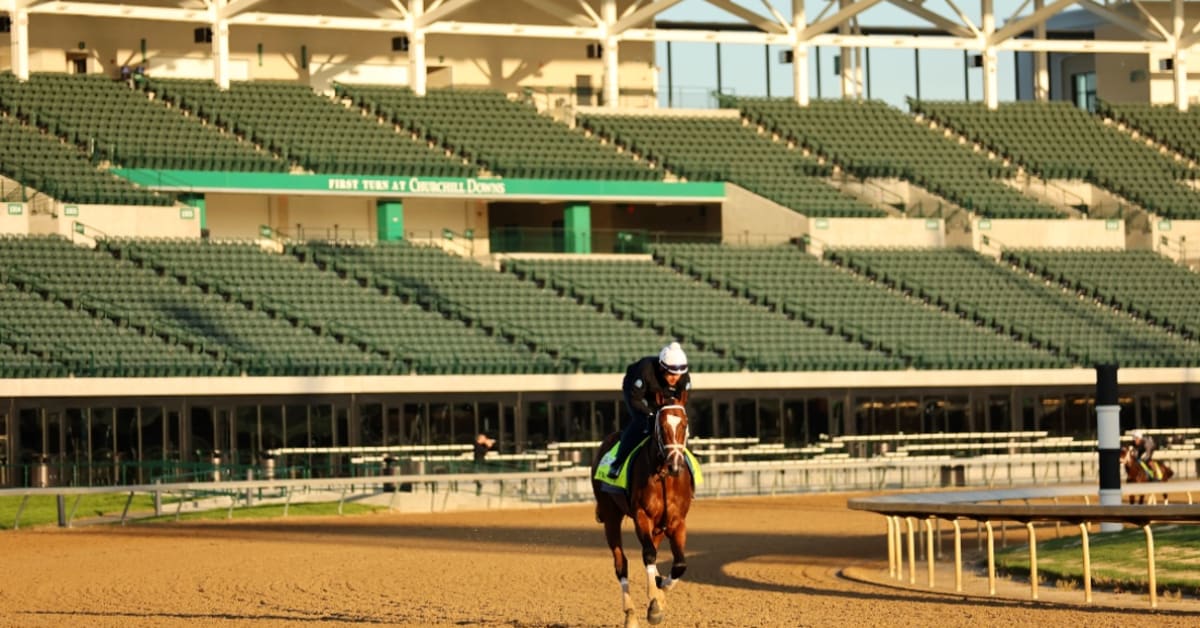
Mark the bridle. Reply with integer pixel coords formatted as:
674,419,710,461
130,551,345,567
653,403,689,473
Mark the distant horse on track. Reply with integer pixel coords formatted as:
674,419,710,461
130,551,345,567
1121,444,1174,504
592,393,694,628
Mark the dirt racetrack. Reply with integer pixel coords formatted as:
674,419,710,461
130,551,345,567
0,492,1197,627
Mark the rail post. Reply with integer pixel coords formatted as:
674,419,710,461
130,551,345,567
1096,364,1122,533
1079,522,1092,603
1144,524,1157,608
1025,522,1039,600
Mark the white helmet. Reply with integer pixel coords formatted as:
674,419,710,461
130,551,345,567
1130,430,1144,440
658,342,688,375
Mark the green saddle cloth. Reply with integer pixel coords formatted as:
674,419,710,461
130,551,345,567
593,438,703,489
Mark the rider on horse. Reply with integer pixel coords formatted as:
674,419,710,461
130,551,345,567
1131,430,1160,480
606,342,691,480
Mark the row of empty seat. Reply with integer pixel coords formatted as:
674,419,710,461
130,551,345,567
736,98,1064,219
0,72,1196,224
1,234,1199,377
912,100,1200,219
830,247,1200,367
578,112,885,217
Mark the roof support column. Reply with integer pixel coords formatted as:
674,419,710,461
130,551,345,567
211,1,231,90
1033,0,1049,101
602,0,619,108
410,0,427,96
9,1,29,81
982,0,998,109
838,0,853,99
792,0,809,106
1172,0,1187,111
212,19,230,89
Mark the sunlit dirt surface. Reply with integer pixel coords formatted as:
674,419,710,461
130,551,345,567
1,492,1198,627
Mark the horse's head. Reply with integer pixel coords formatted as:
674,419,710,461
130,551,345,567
1120,444,1136,466
653,392,689,476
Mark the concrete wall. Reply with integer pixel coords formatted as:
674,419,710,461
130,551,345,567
722,184,808,244
53,202,199,239
809,217,945,251
1149,218,1200,264
0,202,29,234
971,217,1125,252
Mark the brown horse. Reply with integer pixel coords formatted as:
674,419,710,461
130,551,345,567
1121,445,1174,504
592,393,694,628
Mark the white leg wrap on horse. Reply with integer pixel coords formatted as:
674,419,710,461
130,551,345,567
660,576,676,590
619,578,629,592
646,564,659,579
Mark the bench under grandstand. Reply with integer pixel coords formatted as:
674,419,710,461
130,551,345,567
0,74,1198,377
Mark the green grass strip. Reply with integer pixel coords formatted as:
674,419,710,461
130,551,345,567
134,501,388,523
996,524,1200,595
0,494,388,529
0,494,160,529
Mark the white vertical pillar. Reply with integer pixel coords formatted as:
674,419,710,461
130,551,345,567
792,0,808,106
982,0,998,109
10,2,29,82
853,40,863,99
410,0,426,96
410,31,427,96
838,0,851,99
212,5,230,90
1173,55,1187,112
1173,0,1187,111
1034,0,1048,100
1096,365,1121,534
602,0,619,109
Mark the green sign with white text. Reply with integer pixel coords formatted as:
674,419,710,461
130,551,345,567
112,169,726,202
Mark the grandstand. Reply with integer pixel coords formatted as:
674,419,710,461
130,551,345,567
0,1,1198,489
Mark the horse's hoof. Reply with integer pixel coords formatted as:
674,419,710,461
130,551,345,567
646,599,664,625
624,608,640,628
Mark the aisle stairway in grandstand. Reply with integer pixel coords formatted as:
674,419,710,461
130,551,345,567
1098,101,1200,163
0,72,282,173
576,110,887,217
829,247,1200,367
1004,248,1200,339
101,238,560,374
910,100,1200,220
144,78,476,177
650,244,1068,369
504,256,902,371
731,98,1065,219
0,111,169,206
336,84,660,181
293,240,737,373
0,235,391,376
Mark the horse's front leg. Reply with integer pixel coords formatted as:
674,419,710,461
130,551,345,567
634,511,666,626
658,523,688,592
602,513,636,625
